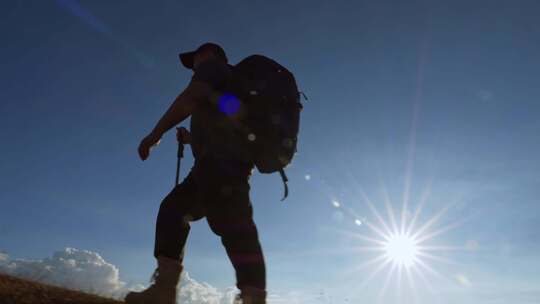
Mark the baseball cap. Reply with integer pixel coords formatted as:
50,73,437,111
178,42,228,69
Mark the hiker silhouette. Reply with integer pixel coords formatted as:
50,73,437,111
127,41,303,304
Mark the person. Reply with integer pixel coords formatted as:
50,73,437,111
124,43,267,304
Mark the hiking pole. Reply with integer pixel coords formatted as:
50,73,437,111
175,127,185,186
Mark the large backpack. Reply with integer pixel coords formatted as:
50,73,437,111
215,54,303,201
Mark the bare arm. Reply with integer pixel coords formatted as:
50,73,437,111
150,80,211,137
138,80,212,160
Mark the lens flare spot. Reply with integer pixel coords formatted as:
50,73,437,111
455,274,472,287
218,93,240,116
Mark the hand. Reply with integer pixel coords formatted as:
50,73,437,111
138,132,161,161
176,127,192,144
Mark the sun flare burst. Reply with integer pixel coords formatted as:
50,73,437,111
329,184,462,301
383,232,419,268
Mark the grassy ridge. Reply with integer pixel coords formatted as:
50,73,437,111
0,274,123,304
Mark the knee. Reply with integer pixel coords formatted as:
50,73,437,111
158,194,186,217
157,198,191,227
158,194,175,212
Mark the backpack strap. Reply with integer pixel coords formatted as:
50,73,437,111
279,169,289,201
299,91,309,101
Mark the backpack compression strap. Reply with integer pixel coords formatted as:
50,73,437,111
279,169,289,201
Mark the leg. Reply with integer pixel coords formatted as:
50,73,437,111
126,172,204,304
154,172,205,261
205,182,266,298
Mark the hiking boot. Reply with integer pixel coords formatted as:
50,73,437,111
124,256,182,304
233,286,267,304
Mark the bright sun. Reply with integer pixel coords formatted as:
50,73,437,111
383,233,419,268
334,184,458,299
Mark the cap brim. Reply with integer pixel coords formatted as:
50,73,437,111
179,51,195,69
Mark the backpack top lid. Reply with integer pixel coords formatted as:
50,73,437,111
231,55,299,101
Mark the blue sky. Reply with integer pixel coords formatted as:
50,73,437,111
1,0,539,303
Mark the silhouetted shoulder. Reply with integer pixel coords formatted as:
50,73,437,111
191,59,231,90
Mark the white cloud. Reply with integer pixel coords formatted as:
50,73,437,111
0,248,131,298
0,251,8,263
178,272,237,304
0,247,239,303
